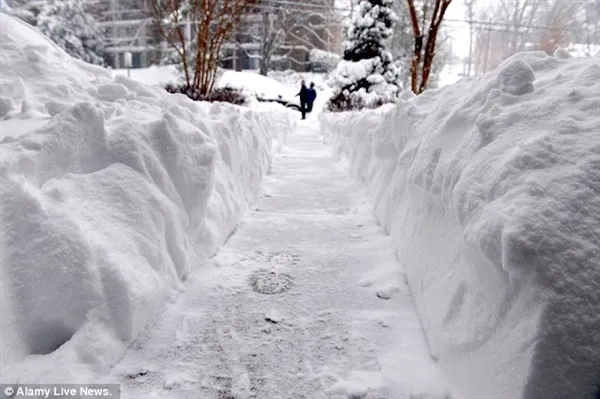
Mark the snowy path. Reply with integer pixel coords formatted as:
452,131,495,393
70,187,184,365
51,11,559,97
106,121,447,399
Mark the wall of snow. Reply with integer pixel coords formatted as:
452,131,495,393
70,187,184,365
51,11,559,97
0,12,294,383
320,52,600,399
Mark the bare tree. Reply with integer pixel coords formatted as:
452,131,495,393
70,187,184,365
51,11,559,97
234,0,341,75
582,0,600,55
391,0,451,89
472,0,595,74
405,0,453,94
463,0,477,76
473,6,493,75
151,0,258,95
472,0,542,73
537,0,584,54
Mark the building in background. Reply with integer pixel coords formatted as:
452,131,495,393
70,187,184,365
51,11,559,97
221,0,343,72
90,0,161,69
7,0,343,71
98,0,344,71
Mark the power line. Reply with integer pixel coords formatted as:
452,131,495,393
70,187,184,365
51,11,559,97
444,17,598,31
262,0,599,32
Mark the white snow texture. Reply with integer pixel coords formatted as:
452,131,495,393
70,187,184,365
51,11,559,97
0,12,294,383
321,52,600,399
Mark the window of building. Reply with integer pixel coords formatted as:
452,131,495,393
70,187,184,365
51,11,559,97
248,48,260,70
132,52,143,68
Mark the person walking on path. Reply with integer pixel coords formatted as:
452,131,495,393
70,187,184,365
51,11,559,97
306,82,317,113
296,80,308,120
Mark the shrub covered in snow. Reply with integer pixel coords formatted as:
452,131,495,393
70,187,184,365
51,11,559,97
326,0,400,112
36,0,105,65
320,51,600,399
326,89,395,112
1,0,38,26
309,49,341,73
164,84,249,105
0,12,294,384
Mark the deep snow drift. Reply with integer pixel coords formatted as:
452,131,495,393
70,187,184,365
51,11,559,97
0,12,294,383
321,52,600,399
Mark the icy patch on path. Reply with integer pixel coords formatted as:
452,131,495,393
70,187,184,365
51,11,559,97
103,122,448,399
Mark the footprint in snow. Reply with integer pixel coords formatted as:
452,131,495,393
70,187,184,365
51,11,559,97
269,253,300,266
249,268,294,295
248,250,300,266
376,286,400,300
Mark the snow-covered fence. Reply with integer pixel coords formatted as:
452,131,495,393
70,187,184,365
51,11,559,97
320,51,600,399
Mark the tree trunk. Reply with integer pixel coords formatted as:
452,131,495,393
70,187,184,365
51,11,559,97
483,25,491,73
406,0,453,94
465,0,476,76
259,10,270,76
419,0,452,93
406,0,422,94
259,59,269,75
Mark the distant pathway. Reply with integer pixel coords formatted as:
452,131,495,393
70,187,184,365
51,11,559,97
105,121,447,399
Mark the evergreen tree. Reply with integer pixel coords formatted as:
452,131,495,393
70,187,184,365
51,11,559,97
327,0,400,109
37,0,106,66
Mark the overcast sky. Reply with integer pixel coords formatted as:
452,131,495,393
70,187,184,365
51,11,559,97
445,0,494,58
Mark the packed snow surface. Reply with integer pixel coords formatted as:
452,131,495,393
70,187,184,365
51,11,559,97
0,11,294,383
321,51,600,399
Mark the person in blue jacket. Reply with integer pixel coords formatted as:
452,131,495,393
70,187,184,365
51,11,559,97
306,82,317,113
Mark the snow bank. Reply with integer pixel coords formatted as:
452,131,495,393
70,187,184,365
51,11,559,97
320,52,600,399
0,12,294,383
111,65,182,87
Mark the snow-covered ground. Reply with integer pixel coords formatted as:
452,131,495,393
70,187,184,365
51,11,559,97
320,51,600,399
3,6,599,398
111,66,332,117
111,65,182,87
217,70,301,108
1,11,294,384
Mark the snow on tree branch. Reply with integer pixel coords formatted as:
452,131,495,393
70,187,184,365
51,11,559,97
326,0,400,111
36,0,106,65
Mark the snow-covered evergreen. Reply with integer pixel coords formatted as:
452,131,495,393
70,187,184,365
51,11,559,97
327,0,400,109
37,0,105,66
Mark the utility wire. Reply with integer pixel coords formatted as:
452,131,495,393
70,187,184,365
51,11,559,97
260,0,599,31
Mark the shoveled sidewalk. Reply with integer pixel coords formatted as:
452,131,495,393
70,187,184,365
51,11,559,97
106,120,448,399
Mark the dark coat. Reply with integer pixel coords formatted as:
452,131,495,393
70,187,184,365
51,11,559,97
307,88,317,103
297,85,308,102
